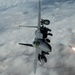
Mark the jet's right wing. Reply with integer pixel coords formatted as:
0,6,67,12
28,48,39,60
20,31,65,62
19,0,41,29
37,0,41,30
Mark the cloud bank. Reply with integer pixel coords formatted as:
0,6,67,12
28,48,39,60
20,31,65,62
0,0,75,75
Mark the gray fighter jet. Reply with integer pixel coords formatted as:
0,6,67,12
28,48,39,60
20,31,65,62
19,0,52,73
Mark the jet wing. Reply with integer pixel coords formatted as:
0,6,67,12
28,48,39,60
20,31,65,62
34,49,38,74
34,47,41,74
37,0,41,30
19,0,41,29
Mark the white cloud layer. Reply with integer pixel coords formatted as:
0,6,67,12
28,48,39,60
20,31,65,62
0,0,75,75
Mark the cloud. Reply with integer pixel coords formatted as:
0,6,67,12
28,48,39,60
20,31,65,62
0,0,75,75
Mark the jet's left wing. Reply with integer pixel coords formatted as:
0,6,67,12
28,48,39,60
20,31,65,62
34,48,39,74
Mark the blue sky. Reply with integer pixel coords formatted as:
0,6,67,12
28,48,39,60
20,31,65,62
0,0,75,75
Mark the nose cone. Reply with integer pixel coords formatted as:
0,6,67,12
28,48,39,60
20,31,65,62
33,39,51,52
33,40,40,48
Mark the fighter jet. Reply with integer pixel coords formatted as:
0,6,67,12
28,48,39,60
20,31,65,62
19,0,52,73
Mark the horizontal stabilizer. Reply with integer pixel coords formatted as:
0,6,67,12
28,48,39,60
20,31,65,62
19,25,37,28
19,43,33,47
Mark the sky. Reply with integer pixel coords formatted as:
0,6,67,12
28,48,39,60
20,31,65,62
0,0,75,75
